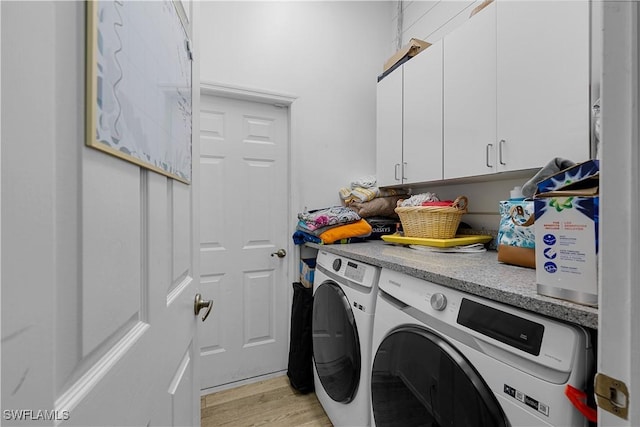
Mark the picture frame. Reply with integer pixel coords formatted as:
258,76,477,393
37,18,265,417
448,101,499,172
85,0,193,184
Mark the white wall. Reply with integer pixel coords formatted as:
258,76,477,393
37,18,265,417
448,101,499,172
199,1,393,211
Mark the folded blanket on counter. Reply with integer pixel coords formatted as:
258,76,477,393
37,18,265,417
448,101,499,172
292,230,322,245
339,186,408,204
296,220,344,237
298,206,361,231
350,175,377,189
348,195,403,218
319,219,372,244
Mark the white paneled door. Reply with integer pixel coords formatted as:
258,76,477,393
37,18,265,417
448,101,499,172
1,2,201,426
199,92,291,391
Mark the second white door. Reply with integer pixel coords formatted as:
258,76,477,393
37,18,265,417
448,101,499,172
198,93,291,391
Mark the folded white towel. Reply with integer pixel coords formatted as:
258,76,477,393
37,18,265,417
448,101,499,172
350,176,376,189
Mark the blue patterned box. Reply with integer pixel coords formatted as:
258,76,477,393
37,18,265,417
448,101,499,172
534,160,599,306
300,258,316,289
497,200,536,268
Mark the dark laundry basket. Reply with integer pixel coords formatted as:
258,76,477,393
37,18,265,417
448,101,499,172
287,281,314,393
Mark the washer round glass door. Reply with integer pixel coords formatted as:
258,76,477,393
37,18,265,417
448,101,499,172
312,280,360,403
371,326,509,427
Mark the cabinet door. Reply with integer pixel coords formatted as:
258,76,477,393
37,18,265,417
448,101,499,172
444,3,497,180
496,1,590,172
376,67,403,187
403,41,443,183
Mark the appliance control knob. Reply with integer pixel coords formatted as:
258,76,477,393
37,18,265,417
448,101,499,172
430,293,447,311
332,258,342,272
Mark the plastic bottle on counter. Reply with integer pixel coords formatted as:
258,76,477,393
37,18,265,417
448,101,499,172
509,186,525,201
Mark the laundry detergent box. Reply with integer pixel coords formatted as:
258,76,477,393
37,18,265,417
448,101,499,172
533,160,599,306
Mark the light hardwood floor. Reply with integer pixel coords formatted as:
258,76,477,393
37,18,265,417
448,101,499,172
201,375,332,427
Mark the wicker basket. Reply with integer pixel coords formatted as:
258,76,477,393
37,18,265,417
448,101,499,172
395,196,468,239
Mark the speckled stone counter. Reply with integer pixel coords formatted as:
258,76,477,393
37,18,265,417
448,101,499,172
306,241,598,329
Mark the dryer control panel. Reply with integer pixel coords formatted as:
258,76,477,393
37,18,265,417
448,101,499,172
317,250,380,289
345,260,365,283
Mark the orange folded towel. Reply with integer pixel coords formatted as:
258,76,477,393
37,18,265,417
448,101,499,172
319,219,372,244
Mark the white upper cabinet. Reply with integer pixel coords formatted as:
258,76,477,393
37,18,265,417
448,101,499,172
443,0,590,180
403,40,444,183
376,66,403,187
496,0,590,172
443,4,497,180
376,40,444,187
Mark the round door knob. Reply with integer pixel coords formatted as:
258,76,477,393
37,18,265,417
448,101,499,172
430,293,447,311
194,293,213,322
270,249,287,258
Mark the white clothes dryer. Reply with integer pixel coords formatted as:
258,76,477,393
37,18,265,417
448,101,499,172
312,250,381,427
371,269,595,427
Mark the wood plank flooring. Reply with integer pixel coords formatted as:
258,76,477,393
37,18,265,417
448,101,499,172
201,375,333,427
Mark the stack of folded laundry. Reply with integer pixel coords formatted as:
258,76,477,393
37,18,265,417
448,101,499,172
337,176,412,239
293,206,373,245
339,176,409,218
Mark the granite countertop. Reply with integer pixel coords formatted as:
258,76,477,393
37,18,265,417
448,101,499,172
305,240,598,330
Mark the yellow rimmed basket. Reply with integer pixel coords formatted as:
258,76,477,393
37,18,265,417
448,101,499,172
395,196,468,239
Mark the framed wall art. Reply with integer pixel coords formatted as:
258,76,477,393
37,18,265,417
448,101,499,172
86,0,193,183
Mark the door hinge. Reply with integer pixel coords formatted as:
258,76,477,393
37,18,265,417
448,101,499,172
185,39,193,61
594,372,629,420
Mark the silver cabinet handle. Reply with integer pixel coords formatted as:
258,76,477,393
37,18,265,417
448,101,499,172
499,139,506,165
394,163,400,181
402,162,407,180
486,143,494,168
194,293,213,322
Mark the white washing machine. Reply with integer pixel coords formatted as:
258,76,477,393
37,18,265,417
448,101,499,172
371,269,595,427
312,250,381,427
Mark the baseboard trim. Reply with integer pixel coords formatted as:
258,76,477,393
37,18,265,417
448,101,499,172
200,370,288,396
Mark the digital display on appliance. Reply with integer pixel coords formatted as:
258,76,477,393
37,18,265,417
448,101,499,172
345,261,365,282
